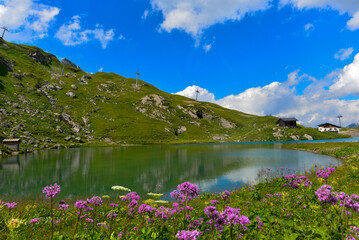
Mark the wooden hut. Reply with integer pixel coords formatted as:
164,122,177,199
276,118,298,128
2,138,21,151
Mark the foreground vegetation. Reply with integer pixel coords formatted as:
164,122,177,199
1,143,359,239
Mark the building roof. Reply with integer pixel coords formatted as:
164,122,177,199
318,123,341,128
277,118,298,122
2,138,21,143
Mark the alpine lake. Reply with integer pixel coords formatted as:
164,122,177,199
2,138,356,201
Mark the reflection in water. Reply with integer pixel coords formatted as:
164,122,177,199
0,144,339,200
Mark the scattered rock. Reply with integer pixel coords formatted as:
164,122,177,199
175,126,187,135
104,137,112,143
72,126,81,133
54,144,62,149
212,134,228,140
66,91,76,98
75,137,81,142
304,134,313,140
59,80,66,85
0,109,7,115
2,43,10,49
290,135,300,141
56,125,63,133
78,75,91,84
82,117,90,126
71,84,78,90
18,95,29,105
64,136,71,141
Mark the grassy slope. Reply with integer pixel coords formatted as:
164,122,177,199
282,141,359,158
0,39,348,150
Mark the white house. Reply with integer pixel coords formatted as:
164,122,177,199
318,123,341,133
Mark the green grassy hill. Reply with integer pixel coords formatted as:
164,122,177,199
0,39,347,150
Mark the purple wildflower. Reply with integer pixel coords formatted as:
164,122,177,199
107,211,118,219
122,192,140,202
29,218,40,224
138,204,156,214
256,216,263,229
210,200,219,205
42,183,61,199
171,182,199,202
59,204,69,211
75,200,87,210
220,190,230,200
5,202,17,209
176,230,202,240
89,196,102,206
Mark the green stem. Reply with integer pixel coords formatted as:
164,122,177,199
51,197,54,240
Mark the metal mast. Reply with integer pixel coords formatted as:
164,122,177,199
134,72,140,87
1,26,8,38
337,115,343,127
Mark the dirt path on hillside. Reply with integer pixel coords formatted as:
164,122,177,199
341,129,359,137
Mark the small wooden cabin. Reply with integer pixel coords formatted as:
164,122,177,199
318,123,341,133
276,118,298,128
2,138,21,151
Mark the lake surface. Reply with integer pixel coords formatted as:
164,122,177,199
0,143,340,200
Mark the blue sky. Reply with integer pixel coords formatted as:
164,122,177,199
2,0,359,126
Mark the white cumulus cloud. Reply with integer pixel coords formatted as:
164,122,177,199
175,85,216,102
175,54,359,127
0,0,59,42
150,0,273,38
334,47,354,61
281,0,359,31
55,16,115,49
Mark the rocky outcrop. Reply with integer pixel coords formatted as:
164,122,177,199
60,112,81,133
303,134,313,140
29,50,52,65
141,95,168,109
61,58,78,68
220,118,236,129
0,56,14,73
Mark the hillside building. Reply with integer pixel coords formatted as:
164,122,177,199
276,118,298,128
318,123,341,133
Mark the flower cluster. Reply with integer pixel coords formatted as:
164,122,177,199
316,185,359,212
316,167,335,180
138,204,156,214
283,175,312,188
42,183,61,199
176,230,202,240
171,182,200,202
204,206,250,232
347,226,359,240
111,185,131,192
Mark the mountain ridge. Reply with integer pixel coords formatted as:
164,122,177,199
0,38,347,153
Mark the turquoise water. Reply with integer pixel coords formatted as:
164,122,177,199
0,143,340,200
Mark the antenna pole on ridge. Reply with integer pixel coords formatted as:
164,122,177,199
1,26,8,39
134,72,140,87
